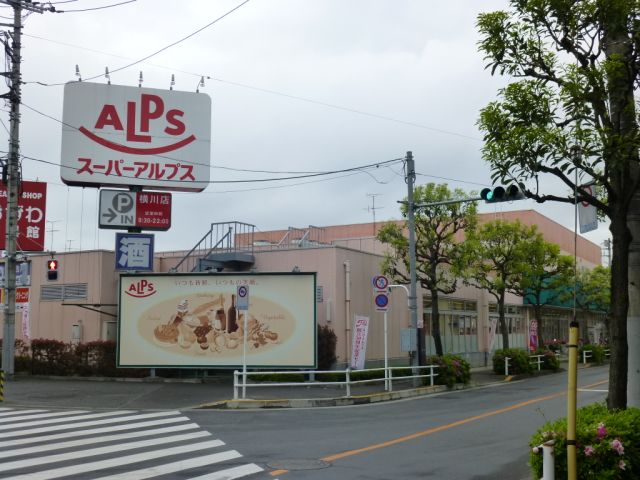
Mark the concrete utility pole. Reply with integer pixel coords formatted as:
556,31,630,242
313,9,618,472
1,0,50,376
405,151,420,367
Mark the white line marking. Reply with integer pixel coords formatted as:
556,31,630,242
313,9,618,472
99,453,257,480
1,411,182,438
187,464,265,480
2,423,201,457
0,410,87,422
0,431,214,472
578,388,609,392
2,440,230,480
0,410,49,418
0,410,135,431
0,415,192,447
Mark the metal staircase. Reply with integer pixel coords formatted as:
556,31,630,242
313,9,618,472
169,221,256,273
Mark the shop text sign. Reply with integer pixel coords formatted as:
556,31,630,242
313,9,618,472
100,190,171,230
61,82,211,192
0,181,46,251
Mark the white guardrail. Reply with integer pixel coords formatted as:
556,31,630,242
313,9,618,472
504,348,611,376
233,365,438,400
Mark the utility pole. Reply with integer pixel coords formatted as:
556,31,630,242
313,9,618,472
405,151,420,367
1,0,51,377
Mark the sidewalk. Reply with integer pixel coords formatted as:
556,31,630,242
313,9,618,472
1,367,513,410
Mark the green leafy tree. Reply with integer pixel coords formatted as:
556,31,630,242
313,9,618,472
516,241,575,347
377,183,477,357
476,1,640,409
557,265,611,312
459,220,540,349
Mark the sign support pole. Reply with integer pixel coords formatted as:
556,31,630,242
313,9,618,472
242,309,248,399
384,309,389,391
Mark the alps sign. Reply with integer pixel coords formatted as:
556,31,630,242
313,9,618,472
60,82,211,192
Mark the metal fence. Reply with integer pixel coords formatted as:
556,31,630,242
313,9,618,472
233,365,439,400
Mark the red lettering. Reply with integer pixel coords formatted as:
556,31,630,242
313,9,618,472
164,109,186,136
140,94,164,132
126,102,151,143
128,284,137,293
140,279,148,291
94,105,123,130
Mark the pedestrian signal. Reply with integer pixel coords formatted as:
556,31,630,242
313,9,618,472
47,259,59,281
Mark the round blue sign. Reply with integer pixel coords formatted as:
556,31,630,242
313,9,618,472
375,293,389,308
373,275,389,290
238,286,248,297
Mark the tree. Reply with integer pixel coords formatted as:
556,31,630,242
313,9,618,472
459,219,540,350
476,1,640,409
517,242,575,348
557,265,611,313
377,183,477,357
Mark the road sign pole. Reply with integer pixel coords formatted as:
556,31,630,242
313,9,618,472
384,309,389,391
242,309,248,399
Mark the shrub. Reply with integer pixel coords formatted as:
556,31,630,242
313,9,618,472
317,324,337,370
533,348,561,372
75,341,119,377
30,338,77,375
492,348,533,375
579,344,606,365
425,354,471,387
530,403,640,479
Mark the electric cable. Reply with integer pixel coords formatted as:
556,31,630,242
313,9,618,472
56,0,136,13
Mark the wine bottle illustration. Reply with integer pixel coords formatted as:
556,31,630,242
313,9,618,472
227,293,238,333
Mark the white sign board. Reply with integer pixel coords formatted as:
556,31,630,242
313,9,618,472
237,285,249,310
350,315,370,370
61,82,211,192
578,184,598,233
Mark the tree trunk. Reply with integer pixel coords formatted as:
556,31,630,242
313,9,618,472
499,290,509,349
609,212,630,409
431,288,444,356
534,304,544,349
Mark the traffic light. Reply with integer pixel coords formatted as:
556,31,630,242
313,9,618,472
480,185,526,203
47,259,59,281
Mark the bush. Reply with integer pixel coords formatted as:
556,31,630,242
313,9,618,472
530,403,640,479
579,343,606,365
317,324,337,370
425,354,471,387
492,348,534,375
75,341,119,377
30,338,77,375
533,348,561,372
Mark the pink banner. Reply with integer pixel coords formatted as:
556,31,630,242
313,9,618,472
350,315,370,370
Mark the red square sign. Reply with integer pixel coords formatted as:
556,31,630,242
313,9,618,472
0,181,47,251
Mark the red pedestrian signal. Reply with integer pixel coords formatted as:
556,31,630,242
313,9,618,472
47,259,59,281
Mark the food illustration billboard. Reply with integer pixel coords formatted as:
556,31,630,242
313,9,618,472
118,272,316,368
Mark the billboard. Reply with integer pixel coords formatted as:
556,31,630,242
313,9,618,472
60,82,211,192
118,272,316,368
0,181,47,251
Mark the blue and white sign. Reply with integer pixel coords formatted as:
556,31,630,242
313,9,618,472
115,233,154,271
237,285,249,310
374,292,389,311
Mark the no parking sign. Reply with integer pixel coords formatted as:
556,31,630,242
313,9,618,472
237,285,249,310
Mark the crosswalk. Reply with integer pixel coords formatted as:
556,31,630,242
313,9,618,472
0,406,265,479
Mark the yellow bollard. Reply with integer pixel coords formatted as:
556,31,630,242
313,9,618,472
566,321,579,480
0,369,4,402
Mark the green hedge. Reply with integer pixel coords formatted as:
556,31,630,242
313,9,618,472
533,348,561,372
492,348,534,375
530,403,640,479
425,354,471,387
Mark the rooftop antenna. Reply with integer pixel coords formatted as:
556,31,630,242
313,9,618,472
74,64,82,82
170,74,175,90
105,67,110,85
196,76,205,92
366,193,383,236
138,71,143,88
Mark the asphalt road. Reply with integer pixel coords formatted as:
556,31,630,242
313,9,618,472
0,366,609,479
186,365,609,480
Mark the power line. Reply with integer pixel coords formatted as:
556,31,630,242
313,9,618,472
56,0,137,13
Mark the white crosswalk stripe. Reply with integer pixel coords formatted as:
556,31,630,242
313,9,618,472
0,407,265,480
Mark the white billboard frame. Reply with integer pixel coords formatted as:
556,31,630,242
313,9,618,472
61,82,211,192
118,272,317,369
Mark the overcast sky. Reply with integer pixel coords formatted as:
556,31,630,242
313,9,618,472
3,0,610,259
